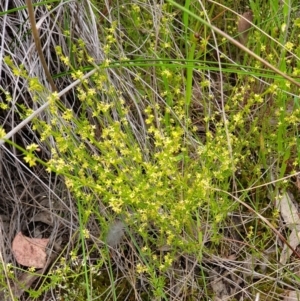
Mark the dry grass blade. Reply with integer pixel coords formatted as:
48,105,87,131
25,0,57,92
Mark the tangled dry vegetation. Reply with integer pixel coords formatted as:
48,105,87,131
1,0,300,300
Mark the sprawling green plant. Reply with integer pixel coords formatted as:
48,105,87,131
1,0,300,300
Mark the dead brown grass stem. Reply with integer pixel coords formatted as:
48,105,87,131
25,0,57,92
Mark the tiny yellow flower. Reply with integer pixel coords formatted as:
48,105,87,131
71,70,84,80
136,263,147,274
103,44,111,54
132,4,140,12
82,228,90,239
61,56,70,66
87,56,94,63
285,41,294,51
162,42,171,48
26,143,39,152
161,69,172,78
247,226,254,238
62,109,73,121
47,91,60,102
24,153,37,167
104,59,111,67
28,266,36,272
0,127,6,138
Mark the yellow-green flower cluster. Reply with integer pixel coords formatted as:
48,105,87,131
0,127,6,139
24,143,40,167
